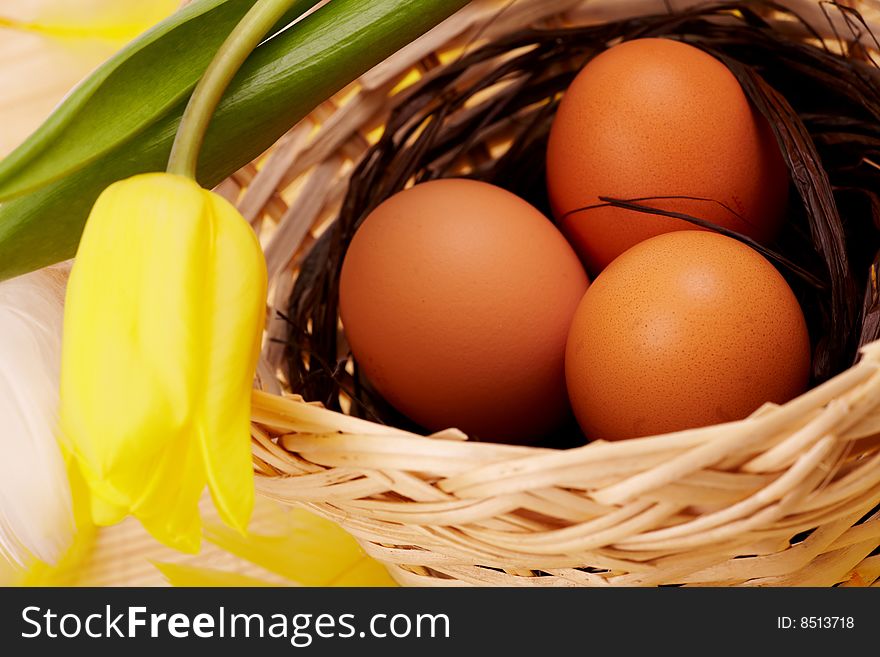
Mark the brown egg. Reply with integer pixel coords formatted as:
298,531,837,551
565,231,810,441
546,38,789,273
340,179,589,444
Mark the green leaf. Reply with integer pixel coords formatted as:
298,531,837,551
0,0,469,283
0,0,321,201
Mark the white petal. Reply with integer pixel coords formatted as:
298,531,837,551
0,265,74,566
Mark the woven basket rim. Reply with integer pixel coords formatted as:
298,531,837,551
253,339,880,496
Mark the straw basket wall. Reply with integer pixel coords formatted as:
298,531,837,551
226,0,880,586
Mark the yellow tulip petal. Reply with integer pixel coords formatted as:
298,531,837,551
61,175,205,481
154,562,280,587
88,487,128,527
204,507,397,587
134,435,206,553
197,190,267,533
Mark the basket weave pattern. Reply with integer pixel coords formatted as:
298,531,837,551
224,0,880,586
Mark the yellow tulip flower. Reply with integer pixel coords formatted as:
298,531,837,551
59,172,267,553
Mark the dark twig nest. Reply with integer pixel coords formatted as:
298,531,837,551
285,0,880,437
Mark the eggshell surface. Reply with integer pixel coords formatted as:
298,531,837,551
547,38,789,273
565,231,811,441
340,179,589,443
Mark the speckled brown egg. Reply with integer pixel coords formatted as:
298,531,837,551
546,37,789,274
565,231,810,441
339,178,589,444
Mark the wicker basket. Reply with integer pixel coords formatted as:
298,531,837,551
224,0,880,586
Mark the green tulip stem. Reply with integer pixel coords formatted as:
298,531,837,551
167,0,299,178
